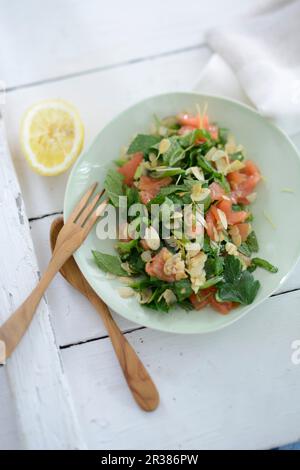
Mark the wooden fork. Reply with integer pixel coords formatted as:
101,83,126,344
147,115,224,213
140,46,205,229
0,183,108,358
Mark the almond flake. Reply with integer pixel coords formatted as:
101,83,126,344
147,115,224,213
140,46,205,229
216,208,228,230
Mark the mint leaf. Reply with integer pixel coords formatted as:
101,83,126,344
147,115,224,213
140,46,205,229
152,167,185,178
127,134,161,154
162,138,184,166
104,169,124,207
197,155,215,174
92,250,127,276
160,184,188,196
251,257,278,273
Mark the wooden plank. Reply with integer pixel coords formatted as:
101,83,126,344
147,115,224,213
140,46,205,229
5,47,210,220
0,0,260,88
0,115,85,449
61,289,300,450
0,368,20,450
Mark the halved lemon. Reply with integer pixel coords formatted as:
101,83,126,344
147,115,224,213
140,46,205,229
20,99,84,176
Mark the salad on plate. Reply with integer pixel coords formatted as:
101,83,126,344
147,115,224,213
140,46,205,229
92,108,278,314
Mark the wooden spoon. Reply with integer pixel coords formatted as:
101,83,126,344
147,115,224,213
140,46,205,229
50,217,159,412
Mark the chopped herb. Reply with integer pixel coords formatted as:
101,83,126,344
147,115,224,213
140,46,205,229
230,151,244,161
173,279,193,301
116,239,138,254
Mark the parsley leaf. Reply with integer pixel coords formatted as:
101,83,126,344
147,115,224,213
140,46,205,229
218,270,260,305
217,255,260,305
223,256,241,284
205,256,224,277
92,250,127,276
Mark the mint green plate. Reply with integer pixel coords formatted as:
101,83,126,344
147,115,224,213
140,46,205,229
64,92,300,334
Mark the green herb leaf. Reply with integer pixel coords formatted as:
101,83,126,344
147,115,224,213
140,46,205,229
126,250,146,274
173,279,193,301
230,151,244,161
114,158,127,167
115,239,138,254
127,134,161,154
205,256,224,277
217,255,260,305
197,156,230,192
218,270,260,305
92,250,127,276
251,257,278,273
199,276,223,290
218,128,228,145
160,184,188,196
232,203,245,212
246,231,259,253
214,173,231,193
152,167,185,178
238,243,252,257
126,186,140,206
223,255,242,284
163,138,185,166
179,129,211,148
197,155,215,174
104,169,124,206
160,115,180,130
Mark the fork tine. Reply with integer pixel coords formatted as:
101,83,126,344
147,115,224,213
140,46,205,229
76,190,104,226
67,182,98,223
83,198,108,233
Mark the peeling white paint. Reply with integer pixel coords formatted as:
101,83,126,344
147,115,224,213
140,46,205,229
0,116,86,450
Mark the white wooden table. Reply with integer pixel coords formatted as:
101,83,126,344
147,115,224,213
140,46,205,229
1,0,300,450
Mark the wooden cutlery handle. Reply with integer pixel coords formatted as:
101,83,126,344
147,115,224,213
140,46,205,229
0,253,66,358
87,289,159,411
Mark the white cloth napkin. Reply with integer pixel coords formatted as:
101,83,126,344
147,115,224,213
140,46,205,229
195,0,300,135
